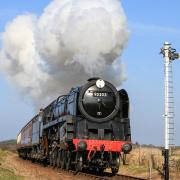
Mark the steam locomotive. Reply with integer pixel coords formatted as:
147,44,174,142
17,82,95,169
17,78,132,174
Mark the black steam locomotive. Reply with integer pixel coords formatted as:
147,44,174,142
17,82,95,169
17,78,132,174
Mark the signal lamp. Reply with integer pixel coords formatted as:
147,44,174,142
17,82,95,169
122,143,132,154
77,141,87,151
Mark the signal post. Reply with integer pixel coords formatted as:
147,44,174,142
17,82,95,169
160,42,180,180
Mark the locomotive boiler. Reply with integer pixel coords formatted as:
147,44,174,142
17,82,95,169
17,78,132,174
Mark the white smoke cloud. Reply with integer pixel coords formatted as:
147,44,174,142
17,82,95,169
0,0,129,108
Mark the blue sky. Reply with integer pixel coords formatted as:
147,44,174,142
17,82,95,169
0,0,180,145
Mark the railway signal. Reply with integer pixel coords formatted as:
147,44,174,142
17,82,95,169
160,42,180,180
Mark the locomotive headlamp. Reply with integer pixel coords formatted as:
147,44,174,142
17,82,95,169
77,141,87,151
96,79,105,89
122,143,132,154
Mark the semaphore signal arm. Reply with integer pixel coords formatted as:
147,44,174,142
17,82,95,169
160,42,180,60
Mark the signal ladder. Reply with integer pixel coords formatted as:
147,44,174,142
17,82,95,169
165,61,175,153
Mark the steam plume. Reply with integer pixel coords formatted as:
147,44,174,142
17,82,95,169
0,0,129,108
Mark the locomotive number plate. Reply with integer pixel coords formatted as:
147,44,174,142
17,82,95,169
93,92,108,97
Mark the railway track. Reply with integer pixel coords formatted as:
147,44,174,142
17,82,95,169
114,174,148,180
20,156,148,180
59,169,148,180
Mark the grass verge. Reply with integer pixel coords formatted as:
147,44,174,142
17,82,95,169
0,167,22,180
0,149,23,180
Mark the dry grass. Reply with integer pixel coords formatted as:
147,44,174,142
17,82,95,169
126,146,163,169
119,146,180,179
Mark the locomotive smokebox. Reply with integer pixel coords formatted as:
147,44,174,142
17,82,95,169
78,78,120,122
